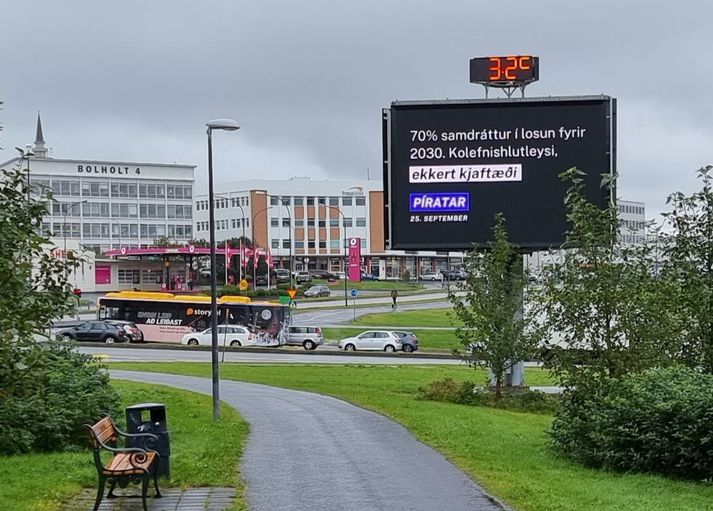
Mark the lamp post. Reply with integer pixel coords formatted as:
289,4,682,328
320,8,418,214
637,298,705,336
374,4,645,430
63,200,88,279
206,118,240,421
322,204,348,307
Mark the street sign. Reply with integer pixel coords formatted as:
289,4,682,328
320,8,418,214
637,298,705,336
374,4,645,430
287,289,297,299
239,279,248,291
350,289,359,298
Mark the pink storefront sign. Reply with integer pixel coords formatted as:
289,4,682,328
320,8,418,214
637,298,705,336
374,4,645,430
95,265,111,285
348,237,361,281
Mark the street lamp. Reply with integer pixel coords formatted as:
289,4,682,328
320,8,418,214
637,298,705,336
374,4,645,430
321,204,348,307
63,200,88,279
206,118,240,420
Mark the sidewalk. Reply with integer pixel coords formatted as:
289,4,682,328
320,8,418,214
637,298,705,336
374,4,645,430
63,487,236,511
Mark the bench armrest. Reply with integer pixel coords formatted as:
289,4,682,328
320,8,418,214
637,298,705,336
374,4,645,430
113,423,160,448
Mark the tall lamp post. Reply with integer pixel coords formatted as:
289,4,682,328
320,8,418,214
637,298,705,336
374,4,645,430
63,200,88,278
322,204,348,307
206,118,240,420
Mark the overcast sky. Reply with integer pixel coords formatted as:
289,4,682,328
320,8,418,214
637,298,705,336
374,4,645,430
1,0,711,218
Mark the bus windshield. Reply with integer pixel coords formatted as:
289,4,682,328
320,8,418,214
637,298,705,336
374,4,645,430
98,291,290,344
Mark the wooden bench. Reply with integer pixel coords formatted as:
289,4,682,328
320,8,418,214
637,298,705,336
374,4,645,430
85,416,162,511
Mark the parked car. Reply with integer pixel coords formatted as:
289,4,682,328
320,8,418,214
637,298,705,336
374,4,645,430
254,274,269,286
105,320,145,343
310,269,336,280
360,272,379,281
304,285,331,298
338,330,402,352
273,268,291,283
445,270,467,281
284,326,324,350
418,270,443,281
56,320,129,344
180,325,254,347
393,330,419,352
295,271,312,284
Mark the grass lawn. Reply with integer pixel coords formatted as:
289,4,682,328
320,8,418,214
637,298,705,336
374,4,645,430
324,279,423,291
322,326,460,351
110,362,713,511
0,381,248,511
352,307,460,327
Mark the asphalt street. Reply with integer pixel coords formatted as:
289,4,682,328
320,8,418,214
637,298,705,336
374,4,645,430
111,370,505,511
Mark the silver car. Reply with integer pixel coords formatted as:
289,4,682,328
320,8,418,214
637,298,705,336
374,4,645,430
284,326,323,350
338,330,402,353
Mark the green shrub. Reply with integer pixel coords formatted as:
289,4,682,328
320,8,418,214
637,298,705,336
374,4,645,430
419,378,558,413
550,366,713,480
0,341,119,454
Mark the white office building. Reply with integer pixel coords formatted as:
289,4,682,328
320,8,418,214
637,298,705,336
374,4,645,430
0,115,196,255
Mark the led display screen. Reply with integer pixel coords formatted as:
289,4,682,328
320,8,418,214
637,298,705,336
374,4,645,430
383,96,616,250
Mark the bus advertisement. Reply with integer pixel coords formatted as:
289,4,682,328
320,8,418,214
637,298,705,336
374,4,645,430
97,291,290,344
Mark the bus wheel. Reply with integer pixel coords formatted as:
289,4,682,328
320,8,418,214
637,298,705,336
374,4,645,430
187,339,199,346
230,340,242,347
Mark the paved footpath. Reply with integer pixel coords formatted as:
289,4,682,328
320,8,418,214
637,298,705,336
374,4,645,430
111,371,508,511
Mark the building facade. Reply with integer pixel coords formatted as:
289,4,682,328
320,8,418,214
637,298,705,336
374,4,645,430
193,176,464,279
0,115,196,292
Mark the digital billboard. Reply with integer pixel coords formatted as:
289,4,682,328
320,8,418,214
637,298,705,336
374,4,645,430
382,96,616,251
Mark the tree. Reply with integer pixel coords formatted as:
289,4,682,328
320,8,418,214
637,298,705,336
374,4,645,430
534,169,682,387
449,214,538,398
660,165,713,372
0,161,118,453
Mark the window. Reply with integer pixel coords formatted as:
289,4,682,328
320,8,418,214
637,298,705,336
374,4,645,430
329,196,339,206
308,240,315,249
294,197,304,206
118,269,140,285
330,240,340,249
330,219,340,228
271,217,279,227
355,197,366,206
356,217,366,227
307,217,315,227
343,218,353,227
318,197,326,205
306,197,314,206
318,220,326,228
282,239,290,249
281,196,290,205
342,197,352,206
282,218,290,228
52,180,80,196
140,204,166,219
271,239,279,249
295,241,304,249
318,241,326,249
270,196,279,206
360,238,366,249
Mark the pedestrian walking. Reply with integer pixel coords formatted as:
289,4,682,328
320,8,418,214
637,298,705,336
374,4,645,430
391,289,398,310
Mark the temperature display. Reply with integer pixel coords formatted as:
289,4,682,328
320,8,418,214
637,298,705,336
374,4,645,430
470,55,539,84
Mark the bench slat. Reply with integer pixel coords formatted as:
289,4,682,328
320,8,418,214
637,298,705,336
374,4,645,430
103,452,157,475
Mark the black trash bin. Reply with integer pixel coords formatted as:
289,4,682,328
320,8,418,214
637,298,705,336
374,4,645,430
125,403,171,478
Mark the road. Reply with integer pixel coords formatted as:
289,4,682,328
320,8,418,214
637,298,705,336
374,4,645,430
111,370,505,511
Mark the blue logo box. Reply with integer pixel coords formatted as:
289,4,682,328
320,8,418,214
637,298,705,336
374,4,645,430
409,192,470,213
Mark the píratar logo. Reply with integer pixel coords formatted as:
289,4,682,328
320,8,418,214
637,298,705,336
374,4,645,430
409,192,470,212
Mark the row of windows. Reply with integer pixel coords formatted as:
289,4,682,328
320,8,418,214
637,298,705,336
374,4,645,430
195,218,251,233
197,196,251,211
270,239,353,250
31,178,193,200
619,203,645,216
43,222,192,239
46,202,192,219
621,219,646,231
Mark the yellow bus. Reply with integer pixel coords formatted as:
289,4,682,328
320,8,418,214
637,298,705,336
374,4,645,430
97,291,290,344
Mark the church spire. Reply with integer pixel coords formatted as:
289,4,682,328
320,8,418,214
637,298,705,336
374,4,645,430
33,111,48,158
